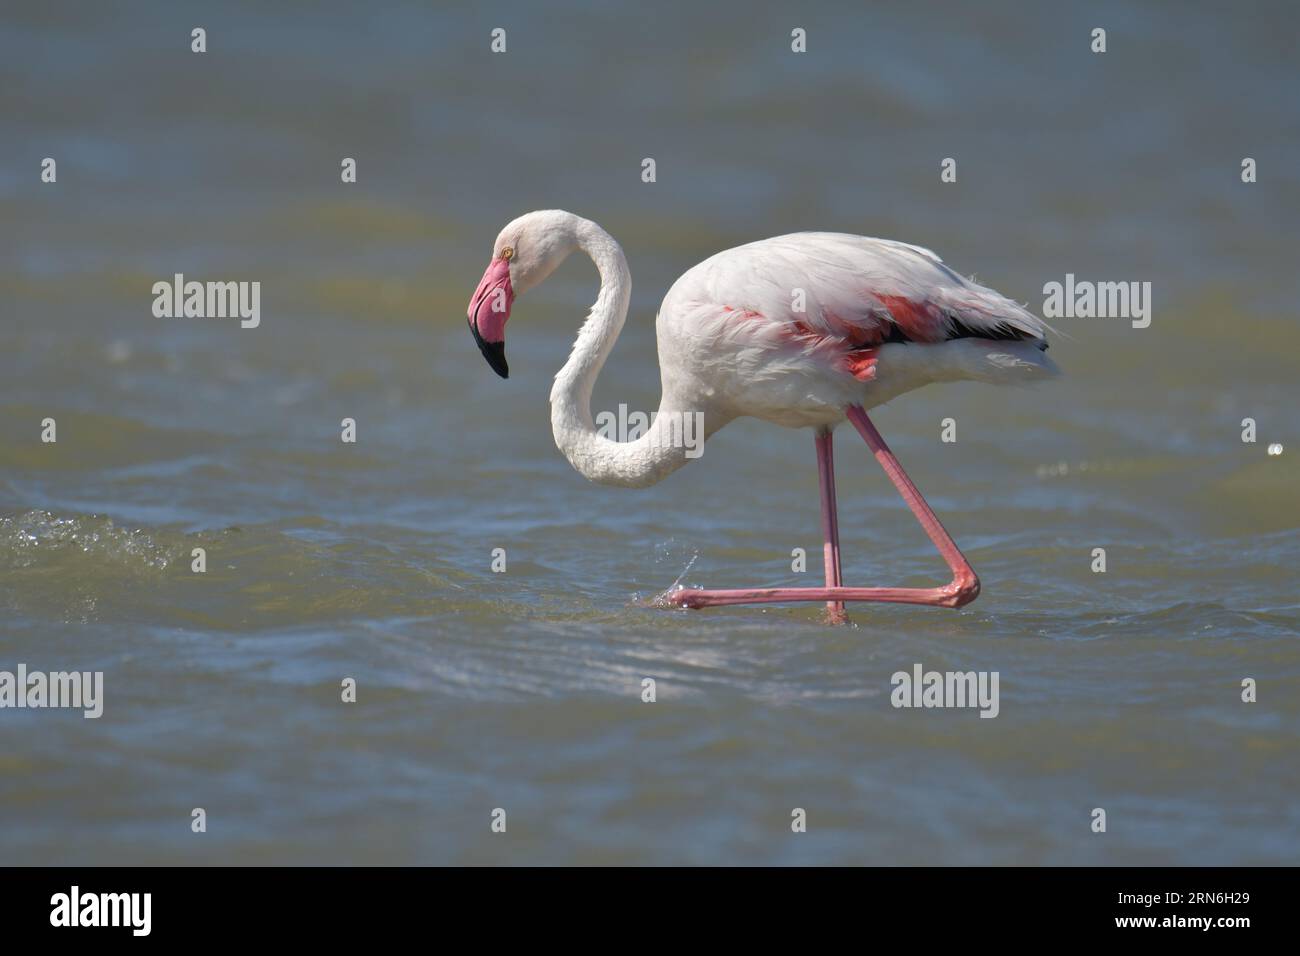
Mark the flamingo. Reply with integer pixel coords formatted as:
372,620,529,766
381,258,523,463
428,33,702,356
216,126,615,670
466,210,1058,622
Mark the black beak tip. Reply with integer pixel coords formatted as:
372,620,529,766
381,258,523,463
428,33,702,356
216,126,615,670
470,321,509,379
491,352,509,379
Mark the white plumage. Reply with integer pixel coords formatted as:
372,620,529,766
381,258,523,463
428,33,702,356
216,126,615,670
469,209,1056,488
659,231,1056,431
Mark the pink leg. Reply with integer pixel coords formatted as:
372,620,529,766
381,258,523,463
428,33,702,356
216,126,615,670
815,429,847,624
666,404,980,612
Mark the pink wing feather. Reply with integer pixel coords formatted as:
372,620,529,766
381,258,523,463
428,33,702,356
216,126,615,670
673,233,1048,381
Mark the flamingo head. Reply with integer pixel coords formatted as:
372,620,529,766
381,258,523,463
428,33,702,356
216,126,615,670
467,210,577,379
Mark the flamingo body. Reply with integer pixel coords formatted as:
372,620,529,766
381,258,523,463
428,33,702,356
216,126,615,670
656,232,1056,431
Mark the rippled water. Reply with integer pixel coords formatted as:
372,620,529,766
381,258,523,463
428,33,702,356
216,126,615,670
2,1,1298,864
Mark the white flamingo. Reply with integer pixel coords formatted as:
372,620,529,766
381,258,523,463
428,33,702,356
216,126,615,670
466,210,1058,622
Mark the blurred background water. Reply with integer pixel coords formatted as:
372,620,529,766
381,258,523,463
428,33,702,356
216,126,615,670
1,0,1297,864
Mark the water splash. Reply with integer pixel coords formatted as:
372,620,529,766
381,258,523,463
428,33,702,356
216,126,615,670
644,541,699,609
0,510,177,572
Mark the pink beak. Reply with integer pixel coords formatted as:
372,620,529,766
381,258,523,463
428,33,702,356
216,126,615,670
467,257,515,379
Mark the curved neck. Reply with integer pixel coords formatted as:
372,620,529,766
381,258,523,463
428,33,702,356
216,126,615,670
549,219,700,488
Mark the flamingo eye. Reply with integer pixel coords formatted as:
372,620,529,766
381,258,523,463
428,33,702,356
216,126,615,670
500,246,514,262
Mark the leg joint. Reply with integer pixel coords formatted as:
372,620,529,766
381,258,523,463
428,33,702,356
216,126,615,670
943,571,981,607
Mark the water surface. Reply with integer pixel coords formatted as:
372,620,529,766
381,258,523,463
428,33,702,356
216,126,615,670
1,1,1297,864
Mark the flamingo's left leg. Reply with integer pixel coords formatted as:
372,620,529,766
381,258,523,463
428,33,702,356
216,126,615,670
815,428,848,624
665,405,980,612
